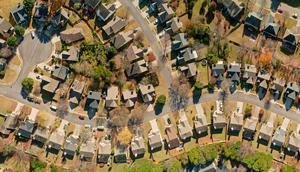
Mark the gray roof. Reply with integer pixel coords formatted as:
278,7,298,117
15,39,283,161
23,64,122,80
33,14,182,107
221,0,244,18
87,91,101,100
80,138,96,160
194,104,208,134
60,46,80,62
179,47,197,63
158,3,174,23
227,63,241,73
187,63,198,78
257,70,271,81
245,12,263,31
139,84,155,103
177,111,193,140
259,80,268,89
112,31,133,50
52,65,68,80
98,137,111,163
71,80,85,94
0,114,18,135
270,78,285,92
172,33,189,51
10,4,28,26
60,28,85,44
33,127,50,143
105,86,119,108
85,0,101,9
165,17,182,34
148,120,163,150
283,28,300,46
103,17,126,36
125,45,144,63
212,61,225,77
0,18,13,35
18,120,35,139
48,131,65,150
96,3,116,22
243,117,258,132
41,76,60,93
63,136,79,156
243,64,257,79
131,135,145,157
286,81,299,93
126,59,149,77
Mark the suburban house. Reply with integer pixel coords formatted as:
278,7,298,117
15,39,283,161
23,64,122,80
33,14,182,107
219,0,244,20
177,47,198,64
194,104,208,135
287,123,300,153
125,45,144,63
125,59,149,78
177,110,193,141
269,78,285,101
244,12,263,37
227,62,241,84
33,2,48,26
32,127,50,146
157,3,174,24
17,119,36,140
139,84,156,103
242,64,257,90
256,70,271,99
63,134,79,158
80,137,97,161
97,135,112,164
59,46,80,62
229,102,244,132
112,31,134,50
213,100,226,130
243,116,258,140
84,0,101,14
263,16,280,39
172,33,189,51
105,86,119,109
40,76,60,96
131,129,146,158
0,39,6,48
212,61,225,85
284,81,299,110
69,80,85,107
259,112,276,142
60,28,85,44
0,17,14,38
0,58,7,72
48,9,69,33
281,28,299,54
0,114,19,136
114,144,129,163
96,3,116,23
165,17,182,35
122,89,137,108
272,118,290,148
102,17,126,36
52,65,69,81
85,91,101,111
10,4,28,26
165,126,180,150
47,130,65,152
148,119,163,151
180,63,198,79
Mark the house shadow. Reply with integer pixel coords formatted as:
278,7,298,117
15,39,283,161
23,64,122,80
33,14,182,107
147,143,162,154
31,140,45,148
129,149,145,161
257,138,269,146
270,0,280,12
63,154,75,160
228,129,240,137
192,90,202,103
270,144,282,152
87,109,96,119
46,147,60,155
194,130,208,139
243,28,259,40
154,104,163,115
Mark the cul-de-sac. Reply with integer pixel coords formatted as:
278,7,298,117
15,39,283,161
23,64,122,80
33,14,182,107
0,0,300,171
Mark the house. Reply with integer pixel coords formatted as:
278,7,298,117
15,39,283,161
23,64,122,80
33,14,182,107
122,89,137,108
229,102,244,132
60,28,85,44
0,39,6,48
131,129,146,158
212,61,225,84
220,0,244,20
52,65,68,81
80,137,97,161
165,17,182,34
139,84,156,103
263,16,280,39
95,117,107,130
244,12,263,36
84,0,101,13
148,119,163,151
69,80,85,106
125,45,144,63
97,135,112,164
0,58,7,71
243,116,258,140
180,63,198,79
59,46,80,62
33,2,48,25
172,33,189,51
157,3,174,24
256,70,271,99
102,17,126,36
125,59,149,78
177,47,198,64
47,131,65,152
48,9,69,33
259,112,276,142
269,78,285,100
86,91,101,111
194,104,208,135
114,144,129,163
0,17,14,37
63,125,81,158
177,110,193,141
17,119,36,140
10,4,28,26
284,82,299,109
213,100,226,130
40,76,60,95
287,123,300,153
227,62,241,83
242,64,257,89
105,86,119,109
96,3,116,23
165,126,180,149
112,31,134,50
281,28,299,54
149,0,167,13
272,118,290,148
0,114,19,136
199,162,217,172
32,127,50,145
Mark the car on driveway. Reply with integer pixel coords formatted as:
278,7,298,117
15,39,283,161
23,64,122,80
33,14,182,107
31,31,35,39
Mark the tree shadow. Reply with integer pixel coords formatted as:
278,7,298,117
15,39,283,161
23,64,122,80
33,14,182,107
192,90,202,103
154,104,163,115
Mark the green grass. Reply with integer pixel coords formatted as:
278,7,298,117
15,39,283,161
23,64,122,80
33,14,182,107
0,116,5,126
191,0,204,21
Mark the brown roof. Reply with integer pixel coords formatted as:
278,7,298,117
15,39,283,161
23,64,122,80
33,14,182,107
165,126,180,149
60,28,84,44
112,31,133,49
102,17,126,36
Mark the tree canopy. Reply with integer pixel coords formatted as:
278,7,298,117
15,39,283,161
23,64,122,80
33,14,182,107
242,152,272,172
31,159,47,172
281,165,296,172
14,25,25,36
23,0,35,13
156,95,166,105
21,77,34,92
7,36,18,47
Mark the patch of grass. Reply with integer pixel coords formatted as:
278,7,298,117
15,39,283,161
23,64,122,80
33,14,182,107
0,0,22,20
0,96,17,114
10,55,22,66
0,116,5,126
176,0,187,16
0,68,18,85
191,0,204,22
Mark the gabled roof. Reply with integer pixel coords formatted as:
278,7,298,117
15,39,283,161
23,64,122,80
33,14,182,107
165,17,182,34
172,33,189,51
148,119,163,150
33,127,50,143
187,63,198,78
287,124,300,152
177,110,193,140
131,134,145,156
264,22,280,37
257,70,271,81
259,80,268,89
98,137,111,163
158,3,174,23
245,12,263,30
18,120,35,139
106,86,119,108
243,64,257,79
0,114,18,135
227,62,241,73
102,17,127,36
87,91,101,100
259,113,276,141
243,117,258,131
122,89,137,100
48,131,65,150
179,47,197,63
283,28,300,45
222,0,244,18
112,31,133,50
60,28,85,44
63,135,79,156
60,46,80,62
125,45,144,63
10,4,28,26
41,76,60,93
126,59,148,77
0,18,13,34
84,0,101,9
165,126,180,149
80,138,96,160
212,61,225,77
270,78,285,92
71,80,85,94
286,81,299,93
52,65,69,80
194,104,208,134
96,3,116,22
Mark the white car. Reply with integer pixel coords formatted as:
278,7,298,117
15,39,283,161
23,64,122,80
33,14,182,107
31,31,35,39
50,105,57,111
292,13,298,19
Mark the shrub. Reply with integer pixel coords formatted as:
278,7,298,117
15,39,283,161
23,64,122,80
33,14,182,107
156,95,166,105
31,159,47,172
21,77,34,92
7,36,17,47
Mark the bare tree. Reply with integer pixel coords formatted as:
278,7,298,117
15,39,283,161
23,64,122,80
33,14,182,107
108,107,130,129
56,97,68,118
128,104,147,128
169,75,190,111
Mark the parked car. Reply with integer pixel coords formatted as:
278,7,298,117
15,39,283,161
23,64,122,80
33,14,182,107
50,105,57,111
31,31,35,39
